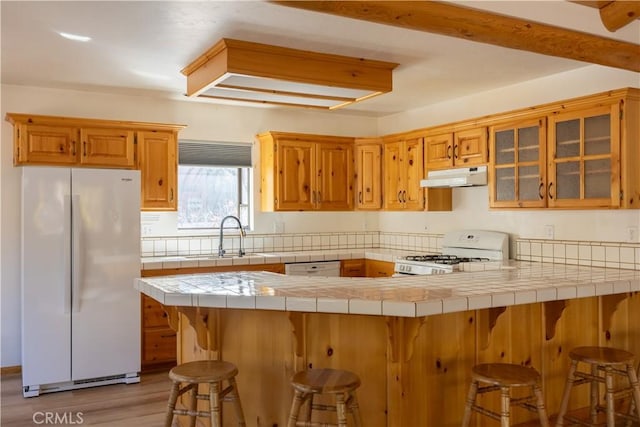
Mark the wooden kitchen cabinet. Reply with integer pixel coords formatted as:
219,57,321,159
489,89,640,209
141,294,176,371
354,138,383,210
365,259,395,277
424,127,488,170
140,263,286,369
384,135,451,211
547,104,621,208
258,131,354,211
341,259,366,277
383,136,424,210
138,130,178,211
489,117,547,208
6,114,136,168
5,113,186,211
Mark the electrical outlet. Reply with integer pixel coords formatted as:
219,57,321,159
274,221,285,234
626,226,638,242
544,225,554,239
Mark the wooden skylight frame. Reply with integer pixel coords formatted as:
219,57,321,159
181,38,398,110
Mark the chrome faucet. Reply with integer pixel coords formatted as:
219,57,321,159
218,215,246,257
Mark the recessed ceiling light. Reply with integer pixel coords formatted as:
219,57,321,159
58,32,91,42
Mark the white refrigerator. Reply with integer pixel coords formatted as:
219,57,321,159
21,167,141,397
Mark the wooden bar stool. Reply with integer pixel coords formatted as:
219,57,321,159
461,363,550,427
287,368,363,427
164,360,246,427
556,346,640,427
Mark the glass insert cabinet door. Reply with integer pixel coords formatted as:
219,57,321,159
547,104,620,208
489,118,546,208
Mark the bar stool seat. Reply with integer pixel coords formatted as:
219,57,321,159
287,368,362,427
556,346,640,427
461,363,550,426
164,360,246,427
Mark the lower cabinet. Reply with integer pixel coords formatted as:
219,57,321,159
140,262,286,368
141,294,176,371
365,259,395,277
341,259,366,277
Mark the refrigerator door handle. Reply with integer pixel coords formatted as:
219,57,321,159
71,194,82,313
63,195,72,314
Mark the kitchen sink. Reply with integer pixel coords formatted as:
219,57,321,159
181,253,258,260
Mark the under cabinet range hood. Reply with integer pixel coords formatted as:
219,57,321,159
420,165,488,188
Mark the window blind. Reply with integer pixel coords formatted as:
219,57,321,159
179,140,252,167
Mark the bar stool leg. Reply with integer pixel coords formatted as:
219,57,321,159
302,393,313,424
461,380,478,427
556,359,578,427
603,366,616,427
336,392,348,427
628,363,640,421
227,377,246,426
287,390,305,427
349,392,363,427
533,383,550,427
165,382,180,427
188,384,197,427
590,363,600,425
500,386,511,427
210,381,222,427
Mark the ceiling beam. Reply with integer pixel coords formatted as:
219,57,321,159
273,1,640,72
599,1,640,32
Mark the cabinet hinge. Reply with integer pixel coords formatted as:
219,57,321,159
274,144,277,153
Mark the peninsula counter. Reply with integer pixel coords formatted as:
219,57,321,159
136,261,640,427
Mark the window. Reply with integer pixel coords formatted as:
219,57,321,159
177,141,252,230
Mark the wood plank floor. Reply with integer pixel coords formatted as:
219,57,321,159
2,370,639,426
1,370,175,426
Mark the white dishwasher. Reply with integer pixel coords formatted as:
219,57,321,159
284,260,341,277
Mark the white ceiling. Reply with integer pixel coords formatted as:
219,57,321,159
2,1,639,117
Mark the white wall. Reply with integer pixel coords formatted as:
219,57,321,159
377,65,640,242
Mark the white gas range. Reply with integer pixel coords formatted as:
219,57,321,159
393,230,509,276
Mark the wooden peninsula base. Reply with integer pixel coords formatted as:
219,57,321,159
164,292,639,427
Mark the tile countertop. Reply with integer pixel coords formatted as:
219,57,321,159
135,260,640,318
141,248,414,270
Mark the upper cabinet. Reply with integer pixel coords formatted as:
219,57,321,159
489,118,547,208
138,131,178,211
8,117,135,168
547,105,620,208
5,113,185,211
488,89,639,209
354,138,383,210
383,136,424,210
425,127,488,170
258,132,354,211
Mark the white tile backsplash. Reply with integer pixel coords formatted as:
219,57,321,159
142,232,640,271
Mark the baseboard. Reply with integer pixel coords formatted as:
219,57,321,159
1,365,22,375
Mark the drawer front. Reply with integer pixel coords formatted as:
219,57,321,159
143,295,171,328
142,328,176,363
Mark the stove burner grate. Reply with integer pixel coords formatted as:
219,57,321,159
404,254,490,265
